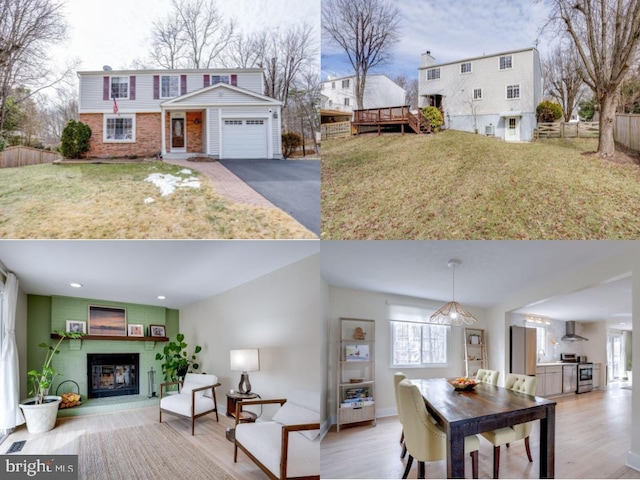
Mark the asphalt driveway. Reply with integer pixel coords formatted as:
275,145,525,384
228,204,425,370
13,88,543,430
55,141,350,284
218,158,320,235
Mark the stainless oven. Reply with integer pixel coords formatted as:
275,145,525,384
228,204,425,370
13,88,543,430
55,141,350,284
577,363,593,393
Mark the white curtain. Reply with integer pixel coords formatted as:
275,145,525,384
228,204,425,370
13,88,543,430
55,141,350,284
0,273,25,431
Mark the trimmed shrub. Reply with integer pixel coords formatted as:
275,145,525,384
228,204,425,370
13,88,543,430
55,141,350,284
60,119,92,159
422,106,444,131
536,101,563,122
282,132,302,158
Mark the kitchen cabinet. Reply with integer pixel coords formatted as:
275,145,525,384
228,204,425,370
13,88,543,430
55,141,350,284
563,365,577,393
545,366,563,396
536,367,546,396
593,363,601,389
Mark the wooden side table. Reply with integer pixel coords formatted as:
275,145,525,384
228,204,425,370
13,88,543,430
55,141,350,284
225,392,258,442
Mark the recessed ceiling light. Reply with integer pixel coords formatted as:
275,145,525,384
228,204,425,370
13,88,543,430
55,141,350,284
70,283,82,288
157,295,166,300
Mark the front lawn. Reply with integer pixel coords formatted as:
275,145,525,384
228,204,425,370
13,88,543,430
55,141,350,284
0,162,315,239
321,131,640,239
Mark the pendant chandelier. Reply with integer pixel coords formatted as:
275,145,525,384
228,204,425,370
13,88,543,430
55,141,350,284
430,259,478,326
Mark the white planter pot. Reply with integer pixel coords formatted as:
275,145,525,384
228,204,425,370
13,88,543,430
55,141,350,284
19,396,62,433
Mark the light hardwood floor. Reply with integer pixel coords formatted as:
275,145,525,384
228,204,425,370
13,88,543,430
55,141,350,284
321,385,640,479
2,406,269,480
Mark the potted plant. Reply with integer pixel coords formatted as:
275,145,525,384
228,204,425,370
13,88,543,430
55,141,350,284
155,333,202,382
20,330,83,433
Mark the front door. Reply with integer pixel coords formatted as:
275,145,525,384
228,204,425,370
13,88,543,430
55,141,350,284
171,116,185,151
505,117,520,142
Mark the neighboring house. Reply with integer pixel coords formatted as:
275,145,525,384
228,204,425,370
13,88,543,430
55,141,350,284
320,74,407,114
77,68,283,159
418,48,542,142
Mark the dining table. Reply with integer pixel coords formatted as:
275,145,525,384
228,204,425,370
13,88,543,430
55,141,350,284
410,378,556,479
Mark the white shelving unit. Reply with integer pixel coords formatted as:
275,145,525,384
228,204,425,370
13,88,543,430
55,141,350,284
337,317,376,432
464,327,487,377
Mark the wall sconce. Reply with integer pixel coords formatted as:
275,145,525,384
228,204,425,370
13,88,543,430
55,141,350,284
194,118,200,125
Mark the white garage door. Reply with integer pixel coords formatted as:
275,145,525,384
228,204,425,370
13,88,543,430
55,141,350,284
222,119,268,158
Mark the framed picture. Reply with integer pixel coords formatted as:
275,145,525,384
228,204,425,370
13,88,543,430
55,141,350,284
345,344,370,361
88,305,127,336
66,320,86,334
128,324,144,337
149,324,166,338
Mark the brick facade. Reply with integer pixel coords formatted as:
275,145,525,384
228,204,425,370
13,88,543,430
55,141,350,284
186,112,203,153
80,113,162,158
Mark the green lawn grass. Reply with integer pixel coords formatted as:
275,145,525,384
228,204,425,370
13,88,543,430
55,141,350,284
321,131,640,239
0,162,315,239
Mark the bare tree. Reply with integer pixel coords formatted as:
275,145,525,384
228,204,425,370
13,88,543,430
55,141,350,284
547,0,640,156
322,0,401,110
285,69,321,154
391,75,419,109
149,0,235,69
542,43,586,122
0,0,69,134
39,83,78,145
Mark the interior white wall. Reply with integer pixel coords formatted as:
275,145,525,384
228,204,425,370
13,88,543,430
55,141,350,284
326,285,488,423
179,254,321,420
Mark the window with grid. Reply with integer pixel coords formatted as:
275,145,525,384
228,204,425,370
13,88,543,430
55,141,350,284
473,88,482,100
161,75,179,98
506,84,520,99
110,77,129,99
211,75,230,85
461,62,472,74
342,79,350,88
389,303,450,367
426,68,440,81
344,98,350,106
105,116,134,141
500,55,513,70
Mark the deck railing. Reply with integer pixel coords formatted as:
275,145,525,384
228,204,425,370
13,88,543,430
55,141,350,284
353,106,412,123
321,121,351,140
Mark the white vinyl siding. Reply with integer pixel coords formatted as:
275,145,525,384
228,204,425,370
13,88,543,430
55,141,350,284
104,114,135,142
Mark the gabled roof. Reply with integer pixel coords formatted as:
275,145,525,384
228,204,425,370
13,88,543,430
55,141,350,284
419,47,539,70
77,68,264,76
161,82,282,107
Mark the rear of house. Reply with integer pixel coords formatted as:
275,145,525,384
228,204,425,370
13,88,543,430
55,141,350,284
78,68,283,159
418,48,542,142
320,74,407,113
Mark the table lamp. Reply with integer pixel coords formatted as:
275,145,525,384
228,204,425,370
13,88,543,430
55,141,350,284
230,349,260,394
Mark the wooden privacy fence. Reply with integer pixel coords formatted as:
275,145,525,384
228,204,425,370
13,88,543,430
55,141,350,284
0,146,61,168
535,122,599,139
615,114,640,152
321,121,351,140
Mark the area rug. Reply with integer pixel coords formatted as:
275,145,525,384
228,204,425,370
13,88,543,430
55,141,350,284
78,423,235,480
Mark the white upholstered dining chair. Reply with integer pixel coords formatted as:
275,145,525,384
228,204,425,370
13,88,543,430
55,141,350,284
393,372,408,459
481,373,537,478
475,369,499,385
398,379,479,479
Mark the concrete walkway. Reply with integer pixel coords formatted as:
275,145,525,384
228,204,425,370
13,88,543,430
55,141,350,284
163,159,275,208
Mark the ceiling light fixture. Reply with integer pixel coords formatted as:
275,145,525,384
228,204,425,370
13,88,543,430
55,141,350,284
430,259,477,326
70,283,82,288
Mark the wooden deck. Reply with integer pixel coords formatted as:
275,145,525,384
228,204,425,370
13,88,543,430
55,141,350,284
352,106,431,135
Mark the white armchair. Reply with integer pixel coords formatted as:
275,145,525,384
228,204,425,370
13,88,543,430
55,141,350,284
159,373,220,435
234,389,320,480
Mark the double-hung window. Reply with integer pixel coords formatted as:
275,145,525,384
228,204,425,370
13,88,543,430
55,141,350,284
500,55,513,70
506,84,520,99
110,76,129,99
104,114,135,142
389,303,450,367
426,68,441,81
211,75,230,85
342,79,350,88
161,75,179,98
473,88,483,100
460,62,472,74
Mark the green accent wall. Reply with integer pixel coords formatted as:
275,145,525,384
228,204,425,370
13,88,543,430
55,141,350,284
26,294,179,399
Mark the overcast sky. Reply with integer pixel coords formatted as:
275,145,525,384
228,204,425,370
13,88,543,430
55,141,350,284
321,0,554,80
51,0,320,72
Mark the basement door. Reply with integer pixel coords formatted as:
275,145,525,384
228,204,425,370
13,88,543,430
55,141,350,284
504,117,520,142
222,119,268,158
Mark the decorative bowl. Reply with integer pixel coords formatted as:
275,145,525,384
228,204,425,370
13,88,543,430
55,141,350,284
349,378,364,383
450,377,477,391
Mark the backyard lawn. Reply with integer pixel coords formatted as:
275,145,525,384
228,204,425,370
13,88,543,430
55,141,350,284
322,131,640,239
0,162,315,239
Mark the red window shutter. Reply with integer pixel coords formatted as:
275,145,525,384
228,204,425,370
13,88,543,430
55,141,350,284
181,75,187,95
153,75,159,99
203,74,210,87
103,76,110,100
231,74,237,86
129,76,136,100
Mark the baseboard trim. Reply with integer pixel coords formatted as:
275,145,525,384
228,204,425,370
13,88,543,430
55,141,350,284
627,450,640,472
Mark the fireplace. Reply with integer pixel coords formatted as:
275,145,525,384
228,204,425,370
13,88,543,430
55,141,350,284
87,353,139,398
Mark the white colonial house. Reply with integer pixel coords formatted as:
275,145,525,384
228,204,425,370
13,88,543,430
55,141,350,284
320,74,407,114
418,48,542,142
77,68,282,159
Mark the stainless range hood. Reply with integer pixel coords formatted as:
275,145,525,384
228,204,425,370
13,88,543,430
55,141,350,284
561,321,588,342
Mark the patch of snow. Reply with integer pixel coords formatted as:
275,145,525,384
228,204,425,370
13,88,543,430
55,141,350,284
144,173,201,196
178,169,193,175
144,197,155,204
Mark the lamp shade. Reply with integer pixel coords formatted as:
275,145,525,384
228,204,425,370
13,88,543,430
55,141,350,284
230,349,260,372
